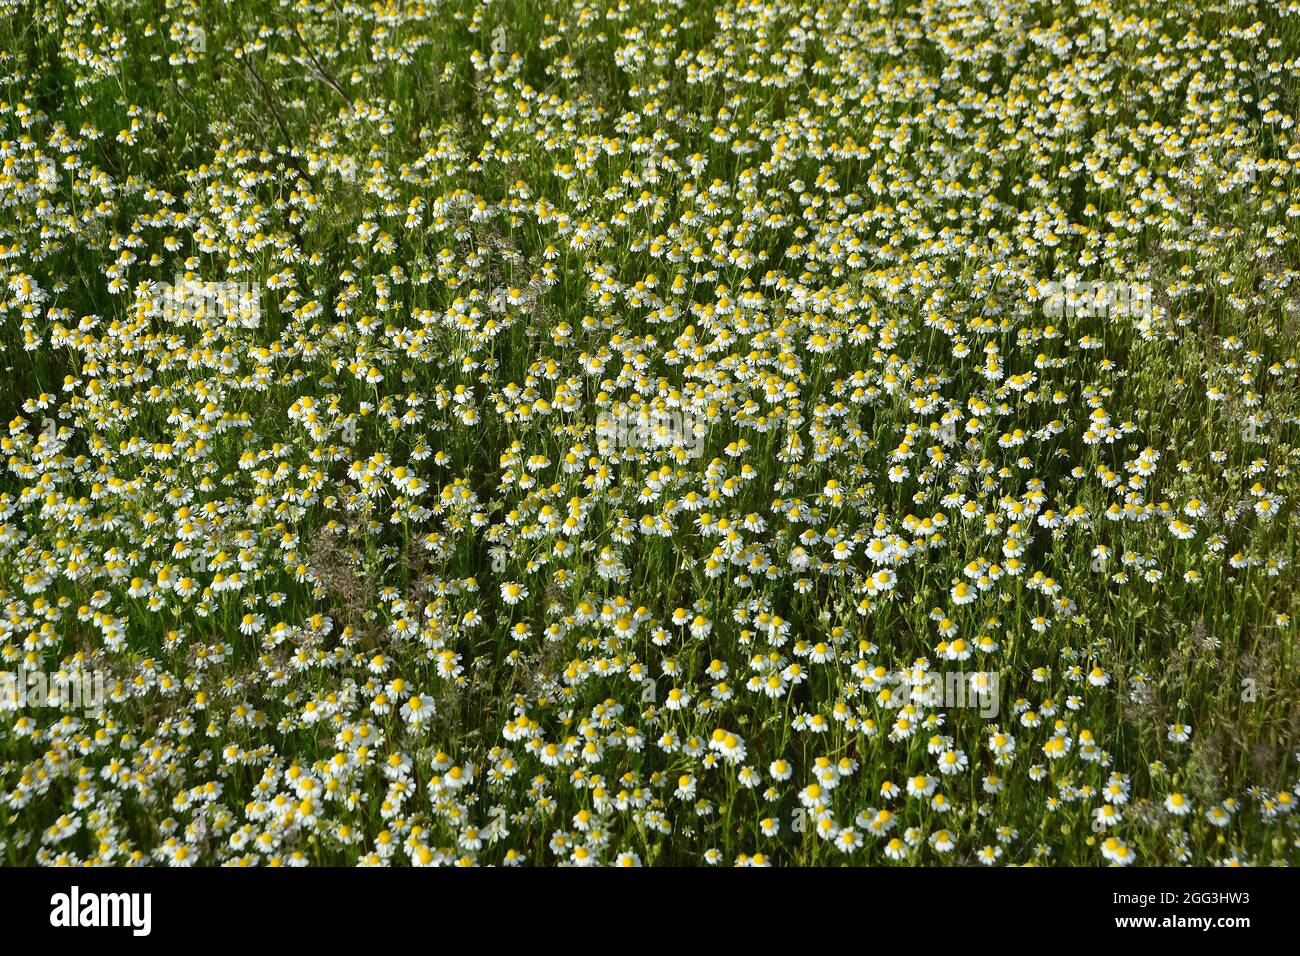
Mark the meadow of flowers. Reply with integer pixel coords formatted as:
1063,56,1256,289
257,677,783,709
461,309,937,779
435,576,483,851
1,0,1298,867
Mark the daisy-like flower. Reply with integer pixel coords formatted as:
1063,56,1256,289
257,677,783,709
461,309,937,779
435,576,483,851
929,829,955,853
1167,722,1192,743
1100,837,1135,866
400,694,436,730
936,749,968,776
1165,793,1192,816
1205,805,1233,828
976,845,1002,866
